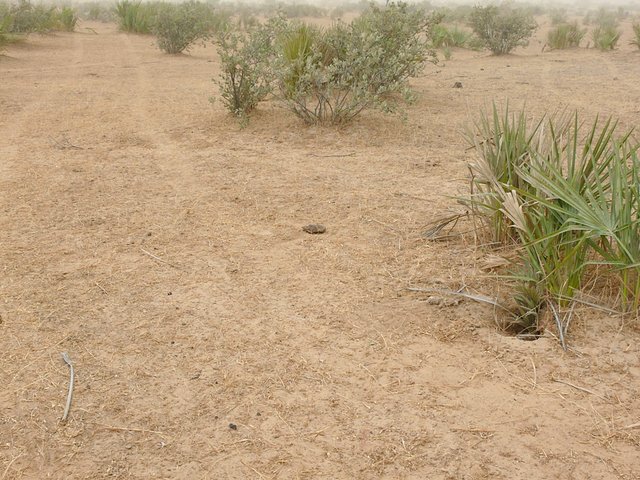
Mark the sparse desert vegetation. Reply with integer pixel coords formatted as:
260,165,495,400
2,1,640,478
469,4,537,55
546,21,586,49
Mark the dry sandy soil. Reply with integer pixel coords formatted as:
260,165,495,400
1,16,640,480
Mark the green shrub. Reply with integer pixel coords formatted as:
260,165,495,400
114,0,155,34
215,2,440,125
592,25,621,50
10,0,58,33
276,2,441,124
546,22,586,49
214,15,284,118
153,1,216,54
469,5,537,55
466,105,640,344
630,23,640,49
58,6,77,32
0,7,12,50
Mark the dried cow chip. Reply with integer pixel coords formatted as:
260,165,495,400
302,224,326,234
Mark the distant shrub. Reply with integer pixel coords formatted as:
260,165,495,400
548,8,567,25
58,6,77,32
153,1,216,54
436,5,473,23
431,24,475,48
546,22,586,49
114,0,156,34
592,25,621,50
78,2,114,22
469,5,537,55
631,23,640,49
0,6,12,49
10,0,58,33
280,3,326,19
584,8,618,29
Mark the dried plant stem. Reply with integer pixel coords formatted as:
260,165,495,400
61,352,74,423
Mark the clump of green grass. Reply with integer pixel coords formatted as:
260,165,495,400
58,6,77,32
466,104,640,346
592,25,621,50
431,24,476,48
114,0,156,34
546,22,586,49
0,1,80,38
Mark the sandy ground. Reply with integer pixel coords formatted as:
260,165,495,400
1,17,640,480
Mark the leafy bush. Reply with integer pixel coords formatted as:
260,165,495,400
10,0,58,33
215,2,440,125
153,1,216,54
0,6,12,50
214,16,284,118
466,105,640,344
631,23,640,49
592,25,621,50
546,22,586,49
469,5,537,55
114,0,155,34
275,2,441,124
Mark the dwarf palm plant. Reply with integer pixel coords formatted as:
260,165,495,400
467,105,640,345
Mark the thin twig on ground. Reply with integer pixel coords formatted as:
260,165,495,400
92,423,166,436
530,357,537,390
407,287,512,313
307,152,356,158
552,377,608,401
1,453,24,480
140,247,181,269
61,352,74,423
